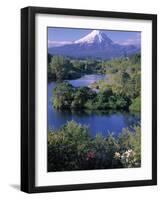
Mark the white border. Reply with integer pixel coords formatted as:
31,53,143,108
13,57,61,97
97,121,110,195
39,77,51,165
35,14,152,186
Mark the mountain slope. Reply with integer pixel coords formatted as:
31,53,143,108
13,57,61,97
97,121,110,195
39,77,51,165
48,30,139,59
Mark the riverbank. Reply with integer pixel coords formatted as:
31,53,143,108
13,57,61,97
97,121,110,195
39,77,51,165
48,74,140,136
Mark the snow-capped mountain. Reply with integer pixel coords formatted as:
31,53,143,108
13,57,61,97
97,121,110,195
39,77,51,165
48,30,139,59
74,30,113,45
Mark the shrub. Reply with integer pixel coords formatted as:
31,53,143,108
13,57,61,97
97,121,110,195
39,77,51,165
48,56,73,81
52,82,74,109
129,96,141,112
48,121,141,171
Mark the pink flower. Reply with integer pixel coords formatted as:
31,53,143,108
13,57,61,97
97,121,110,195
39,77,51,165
86,151,95,160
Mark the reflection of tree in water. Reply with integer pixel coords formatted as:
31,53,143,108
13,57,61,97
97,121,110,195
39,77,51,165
59,109,118,117
55,109,140,126
59,109,140,119
55,110,140,133
122,112,140,130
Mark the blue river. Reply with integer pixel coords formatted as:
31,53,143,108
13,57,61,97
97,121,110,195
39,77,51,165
48,74,140,136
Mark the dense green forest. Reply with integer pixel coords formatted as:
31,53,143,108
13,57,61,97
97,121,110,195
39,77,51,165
52,82,131,111
48,121,141,171
49,53,141,112
48,54,103,81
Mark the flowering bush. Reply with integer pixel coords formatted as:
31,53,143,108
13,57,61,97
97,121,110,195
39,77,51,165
114,149,139,168
86,151,95,160
48,121,141,171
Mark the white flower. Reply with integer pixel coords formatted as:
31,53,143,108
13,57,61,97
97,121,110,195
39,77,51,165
122,149,133,158
114,152,121,159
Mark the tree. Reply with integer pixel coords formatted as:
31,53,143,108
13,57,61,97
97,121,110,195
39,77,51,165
71,87,94,109
47,53,52,64
49,56,72,81
52,82,74,109
129,96,141,112
48,121,90,171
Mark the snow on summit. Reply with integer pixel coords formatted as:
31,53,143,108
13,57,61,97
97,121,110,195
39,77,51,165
74,30,113,45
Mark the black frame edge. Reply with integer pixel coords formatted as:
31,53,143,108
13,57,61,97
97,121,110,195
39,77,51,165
21,7,30,193
33,180,155,193
23,6,156,20
21,7,35,193
21,6,157,193
152,14,157,185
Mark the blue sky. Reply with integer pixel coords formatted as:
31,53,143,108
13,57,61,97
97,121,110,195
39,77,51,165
48,27,141,47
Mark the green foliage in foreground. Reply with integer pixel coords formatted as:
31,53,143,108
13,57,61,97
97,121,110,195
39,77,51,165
48,121,141,171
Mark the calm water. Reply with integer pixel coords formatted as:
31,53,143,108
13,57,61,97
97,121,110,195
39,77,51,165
48,74,140,136
68,74,106,87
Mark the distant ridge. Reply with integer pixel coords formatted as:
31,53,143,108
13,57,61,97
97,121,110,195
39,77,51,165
48,30,140,59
